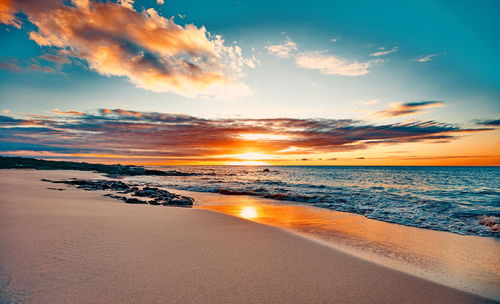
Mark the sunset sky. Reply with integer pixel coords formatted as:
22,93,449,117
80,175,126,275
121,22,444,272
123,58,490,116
0,0,499,165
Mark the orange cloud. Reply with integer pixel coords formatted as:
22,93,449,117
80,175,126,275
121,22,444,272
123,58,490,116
1,0,255,100
0,0,20,28
52,109,85,116
376,101,444,117
0,109,492,164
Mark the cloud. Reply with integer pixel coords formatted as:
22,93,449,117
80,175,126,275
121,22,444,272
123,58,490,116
0,0,20,28
1,57,63,73
370,46,399,57
0,109,490,162
375,101,445,117
39,53,71,64
30,64,56,73
52,109,85,116
295,52,381,76
0,61,21,72
118,0,134,9
266,41,297,58
1,0,256,100
474,119,500,127
415,54,439,63
267,39,380,76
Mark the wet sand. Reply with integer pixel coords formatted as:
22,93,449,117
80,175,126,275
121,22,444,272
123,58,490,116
170,189,500,300
0,170,495,303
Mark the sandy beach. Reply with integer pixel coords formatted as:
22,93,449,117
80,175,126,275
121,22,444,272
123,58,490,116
0,170,495,304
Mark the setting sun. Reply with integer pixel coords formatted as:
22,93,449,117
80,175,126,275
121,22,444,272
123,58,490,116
226,152,273,165
227,160,270,166
235,152,272,160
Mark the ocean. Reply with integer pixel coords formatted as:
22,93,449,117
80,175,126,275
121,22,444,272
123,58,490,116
123,166,500,238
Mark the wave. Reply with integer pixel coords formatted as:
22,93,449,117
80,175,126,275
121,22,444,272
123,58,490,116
140,165,500,238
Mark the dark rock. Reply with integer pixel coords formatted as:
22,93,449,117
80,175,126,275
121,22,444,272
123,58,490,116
124,198,148,204
43,177,194,207
158,194,194,206
47,187,66,191
103,194,127,200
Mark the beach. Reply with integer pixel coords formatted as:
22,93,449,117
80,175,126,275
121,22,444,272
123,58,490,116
0,169,496,303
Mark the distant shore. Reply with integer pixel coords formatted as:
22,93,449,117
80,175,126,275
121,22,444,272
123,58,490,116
0,169,495,303
0,156,196,177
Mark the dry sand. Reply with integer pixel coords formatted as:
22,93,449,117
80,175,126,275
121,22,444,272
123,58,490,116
0,170,494,303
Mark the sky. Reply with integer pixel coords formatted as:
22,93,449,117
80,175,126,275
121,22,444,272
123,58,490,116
0,0,498,165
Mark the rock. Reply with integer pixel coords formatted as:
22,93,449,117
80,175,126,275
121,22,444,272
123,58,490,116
133,189,159,197
43,178,194,207
103,194,127,200
478,216,499,232
162,195,194,206
47,187,66,191
124,198,148,204
263,169,270,172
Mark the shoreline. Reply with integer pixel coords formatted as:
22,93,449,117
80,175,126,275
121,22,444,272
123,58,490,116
2,157,498,238
0,169,497,303
172,189,500,300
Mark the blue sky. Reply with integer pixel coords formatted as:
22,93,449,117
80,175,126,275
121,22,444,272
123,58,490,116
0,0,498,165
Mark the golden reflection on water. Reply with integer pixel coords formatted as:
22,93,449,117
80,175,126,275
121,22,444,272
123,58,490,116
168,189,500,299
239,206,258,219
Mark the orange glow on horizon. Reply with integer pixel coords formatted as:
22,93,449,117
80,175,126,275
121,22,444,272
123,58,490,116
223,151,275,165
234,152,273,160
2,128,499,167
227,160,270,166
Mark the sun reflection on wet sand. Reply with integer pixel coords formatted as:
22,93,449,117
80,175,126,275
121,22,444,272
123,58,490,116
239,206,258,219
168,188,500,300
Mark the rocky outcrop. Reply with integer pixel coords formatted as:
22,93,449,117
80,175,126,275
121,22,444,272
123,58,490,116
42,179,194,207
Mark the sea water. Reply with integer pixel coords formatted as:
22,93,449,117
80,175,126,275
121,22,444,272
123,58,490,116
127,166,500,237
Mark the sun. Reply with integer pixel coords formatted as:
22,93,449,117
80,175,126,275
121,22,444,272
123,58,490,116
226,151,273,165
235,152,271,160
227,160,270,166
